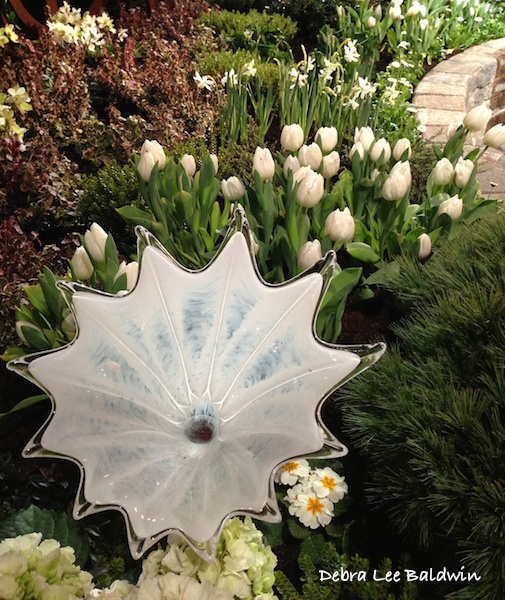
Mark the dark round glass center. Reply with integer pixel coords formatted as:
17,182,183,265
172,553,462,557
185,418,215,443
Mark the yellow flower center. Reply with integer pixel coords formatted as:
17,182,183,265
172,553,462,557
306,497,325,516
321,475,336,490
283,461,300,473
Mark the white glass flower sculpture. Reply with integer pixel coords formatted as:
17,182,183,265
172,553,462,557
8,208,384,560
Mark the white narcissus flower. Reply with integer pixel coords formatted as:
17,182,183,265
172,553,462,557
280,123,304,152
252,147,275,181
463,104,492,132
283,155,301,178
437,195,463,219
483,123,505,148
71,246,93,280
114,261,139,291
221,176,245,201
297,240,323,270
370,138,391,162
141,139,166,170
454,156,474,188
275,458,310,485
295,169,325,208
417,233,432,259
193,71,214,91
393,138,412,160
315,126,338,153
84,222,108,263
325,207,355,243
137,149,156,182
322,151,341,179
309,467,348,502
242,59,257,78
431,157,454,185
298,142,323,170
180,154,196,177
354,126,375,152
382,160,411,201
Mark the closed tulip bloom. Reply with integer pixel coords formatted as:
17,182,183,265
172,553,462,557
15,320,44,347
393,138,412,160
349,141,365,160
367,16,376,27
446,122,460,140
296,169,325,208
315,126,338,153
325,207,355,243
463,104,492,132
483,123,505,148
137,149,156,182
454,157,474,188
221,176,245,201
382,160,411,201
283,155,301,178
370,138,391,162
298,143,323,170
210,153,219,174
322,151,341,178
354,126,375,152
61,313,77,339
71,246,93,280
437,195,463,219
280,124,304,151
141,139,166,169
389,5,402,19
417,233,431,259
297,240,323,270
114,260,139,291
84,222,108,263
180,154,197,177
253,147,276,181
431,157,454,185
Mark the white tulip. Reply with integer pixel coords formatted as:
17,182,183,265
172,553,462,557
370,138,391,162
253,147,276,181
393,138,412,161
389,5,402,19
114,260,139,291
417,233,431,259
140,139,166,169
367,16,376,28
454,157,474,188
354,126,375,152
70,246,94,280
463,104,492,133
431,157,454,185
437,195,463,219
315,126,338,153
84,222,108,263
298,142,323,170
280,124,304,152
382,161,411,201
283,155,301,178
180,154,196,177
322,151,341,178
297,240,323,270
137,149,156,182
295,169,325,208
483,123,505,148
210,153,219,174
221,176,245,201
325,207,355,243
446,122,461,140
15,320,44,347
349,141,365,160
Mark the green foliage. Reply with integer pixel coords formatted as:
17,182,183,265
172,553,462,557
275,543,419,599
267,0,343,41
0,505,90,567
77,160,141,251
341,212,505,600
198,8,297,59
195,48,279,86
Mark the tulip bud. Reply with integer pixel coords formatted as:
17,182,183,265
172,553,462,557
430,157,454,185
336,5,344,18
463,104,492,133
315,126,338,153
180,154,197,177
61,312,76,339
210,153,219,174
354,126,375,152
280,123,304,152
325,207,355,243
84,223,108,263
417,233,431,260
321,151,341,178
297,240,323,271
16,320,44,347
221,176,245,201
393,138,412,161
295,169,325,208
114,260,139,291
141,139,166,170
437,195,463,219
454,157,474,188
483,123,505,149
253,147,276,181
249,231,259,255
71,246,94,280
370,138,391,162
349,141,365,160
371,168,380,181
389,5,402,19
137,149,156,182
446,122,460,141
283,155,301,178
367,16,376,28
382,160,411,201
298,143,323,170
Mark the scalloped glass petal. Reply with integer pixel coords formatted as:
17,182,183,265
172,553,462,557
8,210,384,559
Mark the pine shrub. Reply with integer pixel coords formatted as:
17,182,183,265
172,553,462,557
341,213,505,600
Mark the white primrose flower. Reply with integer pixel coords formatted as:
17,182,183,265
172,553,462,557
309,467,348,502
275,458,310,485
287,483,334,528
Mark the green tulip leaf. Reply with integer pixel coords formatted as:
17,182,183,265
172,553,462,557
346,242,381,264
